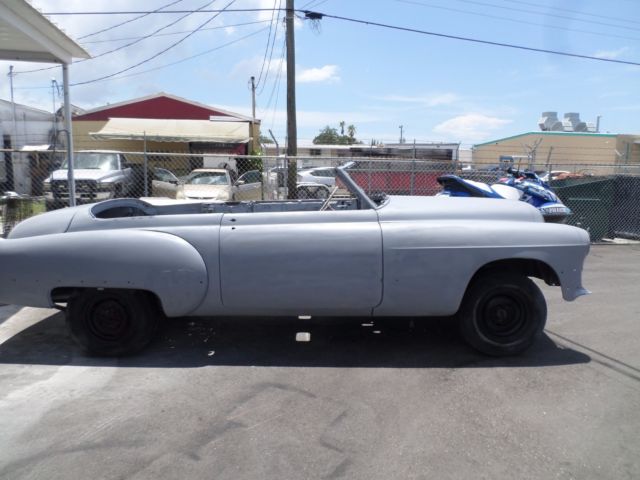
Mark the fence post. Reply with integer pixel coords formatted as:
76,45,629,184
143,132,148,197
410,159,416,196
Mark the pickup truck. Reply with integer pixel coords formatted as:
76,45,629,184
43,150,133,210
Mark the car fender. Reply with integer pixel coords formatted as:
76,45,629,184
0,230,208,316
375,220,589,317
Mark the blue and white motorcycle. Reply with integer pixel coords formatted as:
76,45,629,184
437,167,571,223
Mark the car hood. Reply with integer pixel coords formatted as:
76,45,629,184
377,195,544,223
45,169,121,182
182,184,232,199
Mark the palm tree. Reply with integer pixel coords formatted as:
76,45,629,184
347,124,356,139
339,121,345,136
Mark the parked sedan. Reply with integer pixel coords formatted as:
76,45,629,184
297,167,336,187
0,166,590,357
177,169,262,201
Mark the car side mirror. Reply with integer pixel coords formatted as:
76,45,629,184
169,179,178,185
235,180,246,186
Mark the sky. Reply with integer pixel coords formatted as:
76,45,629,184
1,0,639,147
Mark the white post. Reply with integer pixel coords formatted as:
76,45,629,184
62,63,75,206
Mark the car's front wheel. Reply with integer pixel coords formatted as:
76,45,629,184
458,273,547,356
66,289,159,356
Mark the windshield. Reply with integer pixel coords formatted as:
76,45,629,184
186,171,230,185
61,152,119,171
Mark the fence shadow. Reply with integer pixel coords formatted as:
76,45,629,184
0,311,590,369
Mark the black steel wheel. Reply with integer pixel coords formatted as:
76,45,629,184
458,273,546,356
314,187,330,199
66,289,159,356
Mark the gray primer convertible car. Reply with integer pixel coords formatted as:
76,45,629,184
0,166,590,356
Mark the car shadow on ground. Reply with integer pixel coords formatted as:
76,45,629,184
0,311,590,369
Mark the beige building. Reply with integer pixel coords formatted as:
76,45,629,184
472,132,640,172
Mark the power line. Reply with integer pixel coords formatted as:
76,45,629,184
43,8,281,15
16,0,221,75
80,0,221,61
13,26,269,90
84,27,269,84
81,20,269,44
77,0,185,40
447,0,640,33
395,0,640,44
262,37,286,112
302,11,640,66
502,0,640,27
71,0,238,86
255,0,279,92
256,0,283,95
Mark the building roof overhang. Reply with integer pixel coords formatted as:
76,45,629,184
89,118,251,143
0,0,89,64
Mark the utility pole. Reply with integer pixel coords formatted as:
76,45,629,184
399,125,404,144
286,0,298,198
250,75,256,153
51,79,59,145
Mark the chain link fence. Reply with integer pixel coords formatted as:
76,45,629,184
2,147,639,243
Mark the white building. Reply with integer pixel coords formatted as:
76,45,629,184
0,99,57,194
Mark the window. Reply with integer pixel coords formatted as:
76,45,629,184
239,170,262,184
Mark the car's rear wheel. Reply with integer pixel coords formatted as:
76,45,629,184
66,289,159,356
458,273,546,356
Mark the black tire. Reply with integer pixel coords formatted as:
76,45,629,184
458,273,546,356
66,289,159,356
314,187,329,199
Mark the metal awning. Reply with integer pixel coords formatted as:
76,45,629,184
0,0,90,63
0,0,90,204
90,118,251,143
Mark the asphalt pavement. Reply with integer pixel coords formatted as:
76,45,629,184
0,244,639,480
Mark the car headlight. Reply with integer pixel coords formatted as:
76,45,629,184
176,189,185,199
43,182,51,192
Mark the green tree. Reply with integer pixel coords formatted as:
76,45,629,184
312,123,361,145
339,120,346,136
259,134,274,144
313,126,342,144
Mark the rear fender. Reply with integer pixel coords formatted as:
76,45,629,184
0,230,208,316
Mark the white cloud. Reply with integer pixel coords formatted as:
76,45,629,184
433,113,512,143
379,93,460,107
230,55,286,79
296,65,339,83
593,47,631,60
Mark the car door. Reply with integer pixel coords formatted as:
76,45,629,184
152,168,180,198
219,209,382,316
235,170,263,200
311,168,336,187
